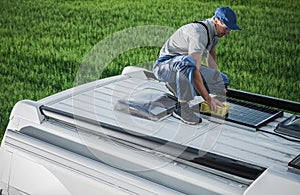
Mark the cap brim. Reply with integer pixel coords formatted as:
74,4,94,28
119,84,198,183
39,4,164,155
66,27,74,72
228,23,241,30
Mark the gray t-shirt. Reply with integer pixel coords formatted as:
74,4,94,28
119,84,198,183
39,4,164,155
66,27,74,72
159,18,219,57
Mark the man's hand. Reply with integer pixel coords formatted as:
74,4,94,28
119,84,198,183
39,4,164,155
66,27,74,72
206,96,224,111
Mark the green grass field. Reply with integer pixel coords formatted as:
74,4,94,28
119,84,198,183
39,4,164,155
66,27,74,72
0,0,299,140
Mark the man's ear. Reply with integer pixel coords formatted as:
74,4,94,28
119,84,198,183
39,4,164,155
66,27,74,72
213,18,219,24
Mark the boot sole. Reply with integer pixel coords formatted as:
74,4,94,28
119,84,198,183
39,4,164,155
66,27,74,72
172,111,202,125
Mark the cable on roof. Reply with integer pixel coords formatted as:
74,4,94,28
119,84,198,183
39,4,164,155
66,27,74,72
257,129,300,143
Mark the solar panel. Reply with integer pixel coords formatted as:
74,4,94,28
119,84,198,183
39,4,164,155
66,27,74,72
224,98,284,128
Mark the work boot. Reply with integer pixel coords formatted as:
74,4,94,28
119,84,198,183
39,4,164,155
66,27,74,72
173,102,202,125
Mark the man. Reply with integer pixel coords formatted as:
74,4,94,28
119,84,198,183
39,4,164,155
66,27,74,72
153,6,241,124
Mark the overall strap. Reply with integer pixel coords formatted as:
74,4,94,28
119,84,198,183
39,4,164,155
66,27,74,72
193,21,210,49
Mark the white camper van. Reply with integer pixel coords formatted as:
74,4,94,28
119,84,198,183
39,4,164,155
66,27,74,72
0,67,299,195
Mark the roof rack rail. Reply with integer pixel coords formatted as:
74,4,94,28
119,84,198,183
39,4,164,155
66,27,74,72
227,88,300,113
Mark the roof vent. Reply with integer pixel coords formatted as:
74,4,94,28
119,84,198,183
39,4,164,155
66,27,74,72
288,154,300,170
275,115,300,139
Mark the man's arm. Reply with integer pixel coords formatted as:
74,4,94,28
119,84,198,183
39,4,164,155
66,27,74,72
207,48,228,93
206,48,218,70
189,53,224,110
190,53,210,100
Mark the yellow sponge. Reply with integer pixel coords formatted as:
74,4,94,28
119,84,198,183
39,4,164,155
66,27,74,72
200,102,230,117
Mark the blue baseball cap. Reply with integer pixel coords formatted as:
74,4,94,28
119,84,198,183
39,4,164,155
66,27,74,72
214,7,241,30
